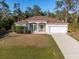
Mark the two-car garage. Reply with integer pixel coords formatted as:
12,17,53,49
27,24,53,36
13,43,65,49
46,24,68,33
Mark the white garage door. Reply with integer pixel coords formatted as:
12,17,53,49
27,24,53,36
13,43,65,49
48,26,67,33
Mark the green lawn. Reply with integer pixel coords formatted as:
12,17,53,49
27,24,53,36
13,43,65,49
0,32,64,59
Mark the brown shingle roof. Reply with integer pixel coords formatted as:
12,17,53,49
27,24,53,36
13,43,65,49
26,16,63,23
15,16,66,24
15,20,28,24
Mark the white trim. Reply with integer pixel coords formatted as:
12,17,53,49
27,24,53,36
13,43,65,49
29,21,47,23
47,23,69,25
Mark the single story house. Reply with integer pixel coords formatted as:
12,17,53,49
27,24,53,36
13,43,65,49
15,16,68,34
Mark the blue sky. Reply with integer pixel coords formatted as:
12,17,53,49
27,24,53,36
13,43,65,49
6,0,56,12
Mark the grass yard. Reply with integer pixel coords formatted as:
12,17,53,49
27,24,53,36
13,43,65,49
69,32,79,41
0,32,64,59
68,22,79,41
68,23,79,32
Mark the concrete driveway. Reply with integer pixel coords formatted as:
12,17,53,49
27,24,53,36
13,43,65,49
51,33,79,59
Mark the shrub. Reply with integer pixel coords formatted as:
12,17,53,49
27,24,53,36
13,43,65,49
14,25,32,34
14,26,24,33
27,30,32,34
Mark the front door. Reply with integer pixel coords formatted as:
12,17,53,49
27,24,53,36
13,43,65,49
39,23,46,32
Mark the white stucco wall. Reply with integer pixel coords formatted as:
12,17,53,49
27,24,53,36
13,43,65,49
46,24,68,33
15,22,68,34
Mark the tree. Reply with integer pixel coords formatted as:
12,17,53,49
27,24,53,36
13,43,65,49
13,3,21,15
0,16,14,30
55,0,75,22
32,5,41,16
25,5,42,17
56,10,62,20
47,10,51,17
13,3,23,21
25,7,33,17
75,0,79,22
0,0,9,19
55,0,63,21
63,0,74,22
43,11,47,16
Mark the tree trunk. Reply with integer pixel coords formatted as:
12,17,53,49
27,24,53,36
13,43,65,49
65,8,68,23
75,14,78,22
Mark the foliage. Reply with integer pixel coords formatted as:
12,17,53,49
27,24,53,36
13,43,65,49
13,3,21,15
14,26,32,34
33,5,41,16
14,26,24,33
0,17,14,30
25,5,56,17
13,3,24,21
25,5,42,17
68,22,79,32
0,0,9,18
55,0,78,22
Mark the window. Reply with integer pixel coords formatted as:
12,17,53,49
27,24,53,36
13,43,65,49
40,25,44,29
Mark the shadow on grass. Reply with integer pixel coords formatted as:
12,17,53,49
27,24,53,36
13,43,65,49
0,30,11,39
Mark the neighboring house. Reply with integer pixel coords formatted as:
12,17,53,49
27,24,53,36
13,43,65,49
15,16,68,34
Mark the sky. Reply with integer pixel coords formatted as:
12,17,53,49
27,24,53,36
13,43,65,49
6,0,56,12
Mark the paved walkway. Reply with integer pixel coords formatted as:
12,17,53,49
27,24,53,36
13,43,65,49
51,33,79,59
